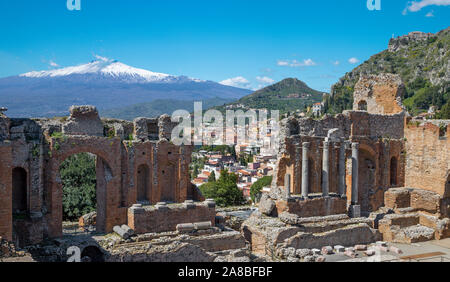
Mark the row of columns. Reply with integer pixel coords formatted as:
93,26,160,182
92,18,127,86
296,140,359,206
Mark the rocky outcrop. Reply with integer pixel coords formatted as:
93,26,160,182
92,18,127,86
388,31,433,52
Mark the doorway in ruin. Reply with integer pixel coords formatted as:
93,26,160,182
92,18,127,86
358,100,368,111
161,163,176,202
137,164,150,204
390,157,398,187
12,167,28,247
446,173,450,198
358,149,376,215
12,167,27,214
59,153,112,233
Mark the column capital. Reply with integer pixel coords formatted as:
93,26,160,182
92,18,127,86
352,142,359,150
302,142,311,148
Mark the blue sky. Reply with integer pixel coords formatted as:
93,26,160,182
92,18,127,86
0,0,449,92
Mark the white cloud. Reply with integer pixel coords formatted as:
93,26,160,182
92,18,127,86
277,60,290,66
49,60,59,67
256,76,275,84
277,58,317,67
348,57,360,64
94,54,110,62
220,76,251,88
426,10,435,16
333,60,340,66
403,0,450,14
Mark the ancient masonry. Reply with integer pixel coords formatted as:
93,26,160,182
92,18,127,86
0,105,206,246
243,73,450,258
0,73,449,262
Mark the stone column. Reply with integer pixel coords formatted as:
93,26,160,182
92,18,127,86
351,143,359,205
338,141,346,197
349,142,361,218
284,173,291,199
322,141,330,197
301,142,310,198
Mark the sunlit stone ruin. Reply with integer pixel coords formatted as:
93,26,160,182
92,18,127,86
0,73,449,262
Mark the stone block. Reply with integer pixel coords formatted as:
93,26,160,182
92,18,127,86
344,250,356,258
113,225,130,239
354,244,367,251
311,248,321,255
334,245,345,253
176,223,195,233
315,256,326,262
321,246,333,255
376,241,387,247
349,205,361,218
389,246,403,254
194,221,212,230
259,193,276,216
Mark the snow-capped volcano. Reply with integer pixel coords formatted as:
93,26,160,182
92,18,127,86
0,57,251,118
20,57,202,83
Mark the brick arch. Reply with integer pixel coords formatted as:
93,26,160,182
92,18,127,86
45,137,123,238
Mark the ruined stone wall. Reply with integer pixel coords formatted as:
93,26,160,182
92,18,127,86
405,121,450,197
273,111,405,214
275,197,347,218
128,202,216,234
346,111,405,139
353,74,405,115
0,106,194,246
0,143,12,241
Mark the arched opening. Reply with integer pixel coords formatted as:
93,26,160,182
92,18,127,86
137,164,150,203
81,246,104,262
390,157,398,187
12,167,27,214
12,167,28,247
161,164,176,202
59,152,112,233
358,149,376,215
358,100,368,111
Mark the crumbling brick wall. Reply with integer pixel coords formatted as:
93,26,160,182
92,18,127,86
405,120,450,197
0,106,194,246
353,74,405,115
128,202,216,234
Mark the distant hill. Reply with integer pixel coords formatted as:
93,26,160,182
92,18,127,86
327,27,449,116
213,78,325,115
102,97,235,120
0,58,251,118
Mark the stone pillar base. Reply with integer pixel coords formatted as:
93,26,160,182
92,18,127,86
349,205,361,218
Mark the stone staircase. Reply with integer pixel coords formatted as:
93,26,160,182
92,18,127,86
372,187,450,243
242,212,381,256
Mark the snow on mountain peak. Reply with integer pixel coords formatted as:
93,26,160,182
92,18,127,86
19,57,203,83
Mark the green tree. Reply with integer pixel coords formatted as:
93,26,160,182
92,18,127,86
250,176,273,202
436,100,450,119
60,153,97,221
199,170,246,207
208,170,216,182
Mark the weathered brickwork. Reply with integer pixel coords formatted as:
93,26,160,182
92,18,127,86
272,111,406,215
275,196,347,217
0,106,198,247
405,120,450,197
353,74,405,115
128,202,216,234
